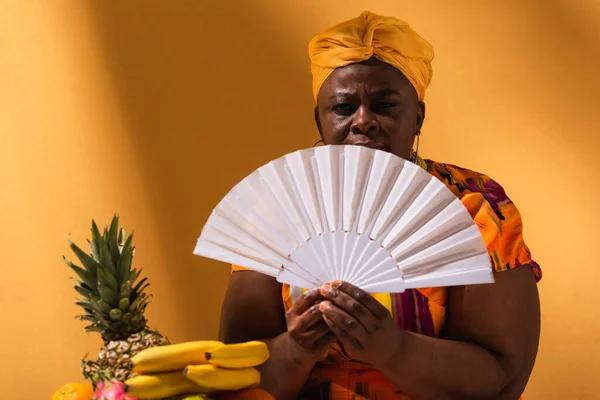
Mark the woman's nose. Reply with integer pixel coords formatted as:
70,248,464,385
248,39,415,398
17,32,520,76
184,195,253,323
350,105,379,136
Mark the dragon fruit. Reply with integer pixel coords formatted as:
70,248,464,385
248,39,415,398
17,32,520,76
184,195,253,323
93,381,137,400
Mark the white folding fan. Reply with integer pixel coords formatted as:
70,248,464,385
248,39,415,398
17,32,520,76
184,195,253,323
193,145,494,293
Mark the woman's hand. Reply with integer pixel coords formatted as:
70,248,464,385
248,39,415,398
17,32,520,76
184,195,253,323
285,287,338,365
319,281,402,368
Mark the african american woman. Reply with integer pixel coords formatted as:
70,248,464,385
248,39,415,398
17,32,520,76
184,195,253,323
219,11,541,400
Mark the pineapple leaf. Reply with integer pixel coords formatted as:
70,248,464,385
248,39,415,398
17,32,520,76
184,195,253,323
77,315,97,323
64,257,95,289
118,297,130,311
67,237,101,279
75,299,93,317
120,280,132,299
116,233,133,285
97,283,117,305
128,293,145,312
74,281,94,298
133,283,150,300
139,296,152,312
86,238,100,263
128,267,142,285
97,268,118,292
107,215,120,268
118,227,125,248
90,221,103,252
85,325,104,333
132,277,149,295
91,221,115,274
99,238,116,275
89,297,111,314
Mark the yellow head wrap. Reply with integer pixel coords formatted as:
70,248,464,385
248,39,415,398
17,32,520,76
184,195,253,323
309,11,434,102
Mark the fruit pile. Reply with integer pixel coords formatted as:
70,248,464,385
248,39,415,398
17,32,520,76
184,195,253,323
51,216,272,400
124,340,269,398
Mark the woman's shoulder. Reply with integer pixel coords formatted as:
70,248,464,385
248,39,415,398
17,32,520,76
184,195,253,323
424,159,513,221
425,159,501,195
425,159,541,281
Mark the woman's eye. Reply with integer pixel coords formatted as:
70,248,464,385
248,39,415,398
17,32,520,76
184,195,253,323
332,103,353,115
380,101,395,109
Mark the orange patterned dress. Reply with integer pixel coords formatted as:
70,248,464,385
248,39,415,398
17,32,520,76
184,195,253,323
233,158,542,400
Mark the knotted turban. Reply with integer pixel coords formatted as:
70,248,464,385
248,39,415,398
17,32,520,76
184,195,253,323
309,11,434,102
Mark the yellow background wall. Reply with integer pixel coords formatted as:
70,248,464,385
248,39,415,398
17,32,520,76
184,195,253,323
1,1,598,398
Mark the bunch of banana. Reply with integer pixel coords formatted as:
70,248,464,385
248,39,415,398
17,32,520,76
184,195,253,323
123,340,269,399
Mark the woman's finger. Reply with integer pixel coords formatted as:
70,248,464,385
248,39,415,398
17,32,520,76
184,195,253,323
305,320,331,342
313,331,337,350
287,288,325,317
292,302,326,332
322,313,362,351
332,281,391,319
319,300,367,344
320,283,378,333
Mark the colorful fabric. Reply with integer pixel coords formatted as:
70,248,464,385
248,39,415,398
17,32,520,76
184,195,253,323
308,11,434,102
231,157,541,399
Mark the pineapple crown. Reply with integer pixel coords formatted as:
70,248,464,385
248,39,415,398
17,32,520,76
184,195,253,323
64,215,151,342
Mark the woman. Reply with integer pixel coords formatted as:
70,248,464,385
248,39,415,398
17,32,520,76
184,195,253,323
219,11,541,400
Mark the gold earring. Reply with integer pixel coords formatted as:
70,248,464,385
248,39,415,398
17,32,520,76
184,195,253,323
410,133,427,169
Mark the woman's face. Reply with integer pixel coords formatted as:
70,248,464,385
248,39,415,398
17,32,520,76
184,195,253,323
316,58,425,160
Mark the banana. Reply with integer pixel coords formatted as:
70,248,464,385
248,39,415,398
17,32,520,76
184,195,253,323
184,364,260,391
205,341,269,368
130,340,224,373
124,371,209,399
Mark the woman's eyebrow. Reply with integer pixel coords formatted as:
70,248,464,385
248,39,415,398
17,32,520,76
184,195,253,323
328,89,355,101
371,88,401,97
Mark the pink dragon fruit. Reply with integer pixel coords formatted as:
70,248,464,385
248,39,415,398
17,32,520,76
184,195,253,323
93,381,137,400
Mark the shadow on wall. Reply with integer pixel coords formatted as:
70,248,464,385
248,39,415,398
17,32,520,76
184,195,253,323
87,1,318,339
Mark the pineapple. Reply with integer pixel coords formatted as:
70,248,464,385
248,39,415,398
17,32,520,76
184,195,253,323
64,215,170,387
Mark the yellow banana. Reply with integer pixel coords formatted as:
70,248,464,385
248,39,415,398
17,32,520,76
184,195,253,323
130,340,224,373
124,371,209,399
184,364,260,391
205,341,269,368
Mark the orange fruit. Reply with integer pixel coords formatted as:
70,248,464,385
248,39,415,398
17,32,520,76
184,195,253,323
51,383,93,400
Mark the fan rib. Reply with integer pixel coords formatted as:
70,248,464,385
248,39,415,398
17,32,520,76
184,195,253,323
288,243,328,284
351,154,375,234
352,251,398,288
345,235,376,284
340,232,357,282
314,146,340,232
258,163,309,241
364,164,403,239
283,162,317,239
286,150,324,235
236,174,302,253
374,166,429,245
258,175,306,244
382,179,453,251
391,200,474,263
397,227,488,276
194,239,281,277
269,160,313,241
333,152,345,279
348,241,392,287
310,155,331,233
205,214,287,264
220,194,296,256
